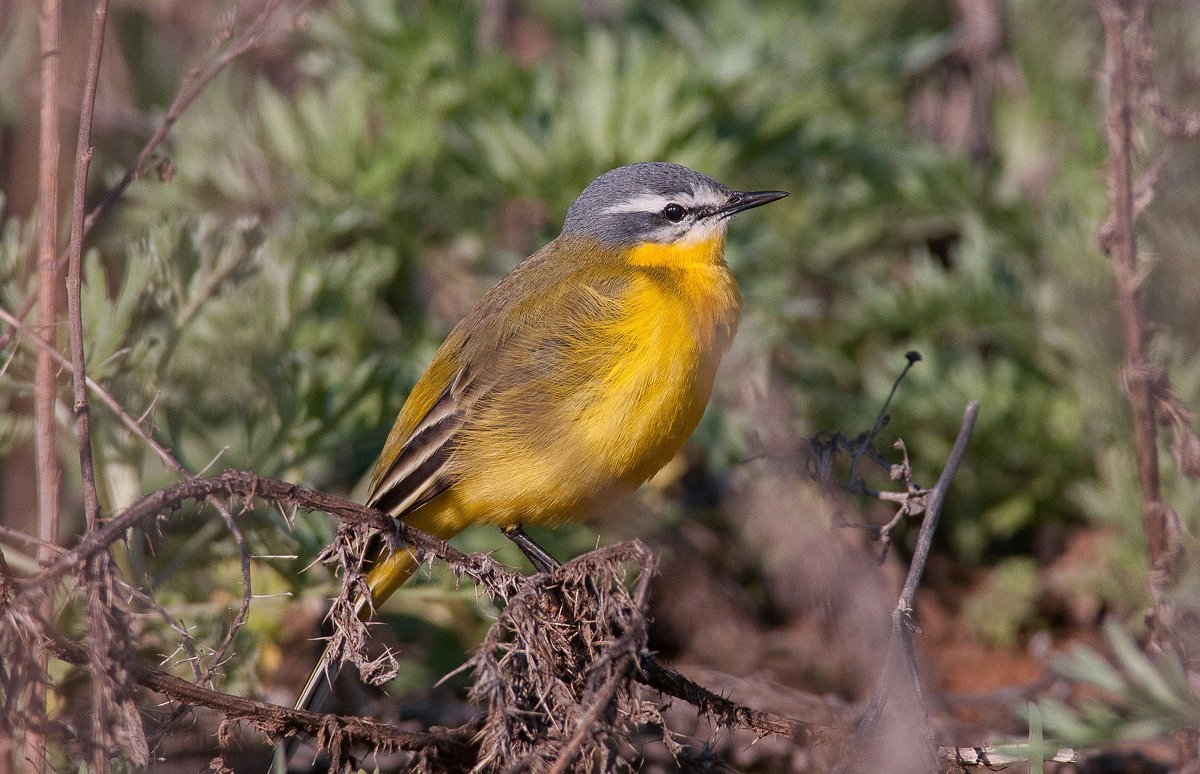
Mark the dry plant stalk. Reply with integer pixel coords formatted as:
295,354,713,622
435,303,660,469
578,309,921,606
28,0,64,770
1094,4,1200,740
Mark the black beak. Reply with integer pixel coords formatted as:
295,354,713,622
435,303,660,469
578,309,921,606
717,189,789,218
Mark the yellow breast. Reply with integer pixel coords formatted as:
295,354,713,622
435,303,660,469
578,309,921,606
578,246,739,484
441,236,740,527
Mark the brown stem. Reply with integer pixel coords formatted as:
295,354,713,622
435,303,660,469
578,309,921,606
1095,0,1181,627
66,3,113,770
21,471,462,593
29,0,64,771
38,627,478,763
67,0,108,532
841,402,979,774
897,401,979,609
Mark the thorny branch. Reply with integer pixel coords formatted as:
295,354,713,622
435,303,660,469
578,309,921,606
0,401,1002,771
0,472,837,769
38,626,480,765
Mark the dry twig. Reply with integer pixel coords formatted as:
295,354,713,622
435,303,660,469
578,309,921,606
37,626,480,770
62,4,143,770
835,401,979,774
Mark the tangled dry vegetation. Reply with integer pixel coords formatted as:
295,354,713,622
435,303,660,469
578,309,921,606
0,470,816,771
0,398,981,773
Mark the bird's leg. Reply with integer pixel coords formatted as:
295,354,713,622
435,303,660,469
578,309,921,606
501,525,561,573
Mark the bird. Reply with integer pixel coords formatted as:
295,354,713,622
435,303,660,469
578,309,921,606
283,162,786,765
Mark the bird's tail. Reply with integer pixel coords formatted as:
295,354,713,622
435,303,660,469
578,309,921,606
279,511,463,770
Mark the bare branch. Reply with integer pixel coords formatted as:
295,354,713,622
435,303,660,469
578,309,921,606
897,401,979,609
38,627,478,766
29,0,64,769
839,401,980,773
639,656,826,745
83,0,292,234
64,5,119,766
1094,0,1186,655
67,0,109,532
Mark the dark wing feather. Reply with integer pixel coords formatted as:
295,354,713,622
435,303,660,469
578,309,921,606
365,365,484,516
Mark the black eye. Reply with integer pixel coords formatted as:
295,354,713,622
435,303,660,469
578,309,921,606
662,203,686,222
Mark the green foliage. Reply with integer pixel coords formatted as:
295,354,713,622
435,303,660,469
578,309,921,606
1028,702,1045,774
964,556,1042,648
1036,619,1200,746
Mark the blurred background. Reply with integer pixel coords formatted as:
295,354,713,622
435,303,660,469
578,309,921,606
2,0,1200,770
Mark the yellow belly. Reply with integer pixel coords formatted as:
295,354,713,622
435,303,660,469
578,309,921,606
434,264,739,530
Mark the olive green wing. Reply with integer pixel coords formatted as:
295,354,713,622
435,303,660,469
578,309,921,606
363,259,631,519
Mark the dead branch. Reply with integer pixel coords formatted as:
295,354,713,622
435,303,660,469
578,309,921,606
1095,0,1193,670
67,0,108,534
0,471,851,769
0,462,1050,770
38,626,479,769
469,541,657,773
63,4,128,770
638,657,824,744
836,401,980,773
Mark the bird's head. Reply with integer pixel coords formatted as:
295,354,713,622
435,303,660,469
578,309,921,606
561,162,787,255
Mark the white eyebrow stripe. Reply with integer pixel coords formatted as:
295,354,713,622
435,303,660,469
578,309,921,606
601,185,729,216
602,192,674,215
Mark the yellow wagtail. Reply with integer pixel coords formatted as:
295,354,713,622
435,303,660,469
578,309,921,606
289,161,786,733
